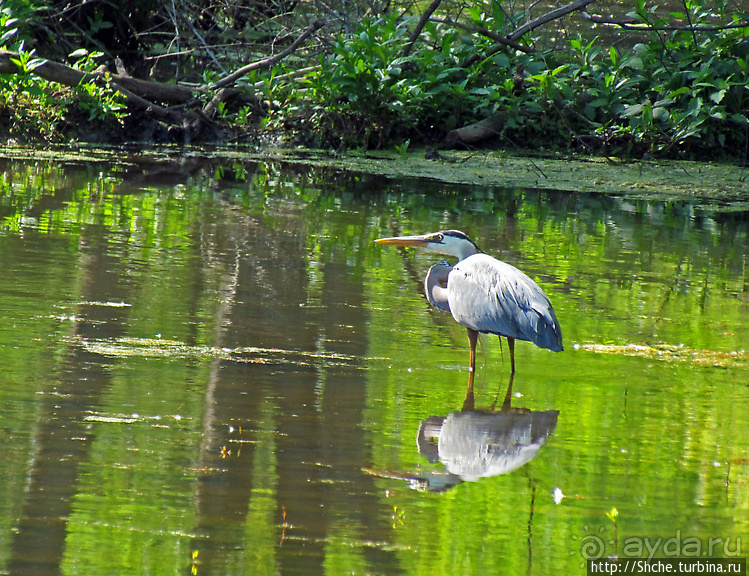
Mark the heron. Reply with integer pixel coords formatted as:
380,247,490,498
375,230,563,377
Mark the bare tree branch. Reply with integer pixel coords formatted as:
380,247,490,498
174,0,228,74
212,20,325,89
580,10,749,32
508,0,598,41
401,0,444,58
430,17,531,55
436,0,597,68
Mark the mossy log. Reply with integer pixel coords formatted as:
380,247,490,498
0,50,197,107
444,114,506,148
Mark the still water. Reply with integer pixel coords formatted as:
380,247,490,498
0,151,746,576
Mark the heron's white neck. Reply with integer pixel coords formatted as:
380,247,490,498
424,261,452,314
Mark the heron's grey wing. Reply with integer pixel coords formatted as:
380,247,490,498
447,254,563,351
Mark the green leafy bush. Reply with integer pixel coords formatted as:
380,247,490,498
269,0,748,156
0,6,128,141
283,14,516,148
0,0,747,157
69,49,127,124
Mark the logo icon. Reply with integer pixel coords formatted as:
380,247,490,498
570,525,614,567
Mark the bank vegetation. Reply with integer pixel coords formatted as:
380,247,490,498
0,0,748,160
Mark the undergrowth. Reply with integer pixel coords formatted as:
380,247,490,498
267,1,749,157
0,0,748,159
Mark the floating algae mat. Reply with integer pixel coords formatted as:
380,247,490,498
576,342,747,367
71,336,365,367
2,144,749,208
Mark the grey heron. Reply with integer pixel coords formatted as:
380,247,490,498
375,230,563,377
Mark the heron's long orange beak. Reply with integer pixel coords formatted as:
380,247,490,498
374,234,432,247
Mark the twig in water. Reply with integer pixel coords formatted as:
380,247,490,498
528,157,548,179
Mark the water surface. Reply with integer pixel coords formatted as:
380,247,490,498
0,152,746,576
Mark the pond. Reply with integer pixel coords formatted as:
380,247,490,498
0,149,747,576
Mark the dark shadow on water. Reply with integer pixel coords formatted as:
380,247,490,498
7,228,135,576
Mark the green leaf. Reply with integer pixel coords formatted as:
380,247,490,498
623,56,644,71
469,87,491,96
653,107,670,122
493,53,511,69
709,89,726,104
609,46,618,66
653,98,675,108
622,104,645,117
0,27,17,46
27,57,45,71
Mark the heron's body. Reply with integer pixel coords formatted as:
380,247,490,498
428,254,563,352
376,230,563,376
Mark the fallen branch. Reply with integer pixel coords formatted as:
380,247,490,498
102,82,176,122
444,98,591,148
0,24,319,143
0,49,196,104
0,19,324,112
444,113,506,148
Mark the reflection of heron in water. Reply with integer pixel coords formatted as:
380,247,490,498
365,375,559,492
417,407,558,484
375,230,563,383
418,375,558,485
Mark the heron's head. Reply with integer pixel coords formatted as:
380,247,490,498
375,230,481,260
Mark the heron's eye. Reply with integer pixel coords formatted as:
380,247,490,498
434,233,444,242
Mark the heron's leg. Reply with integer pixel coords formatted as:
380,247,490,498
507,337,516,374
467,328,479,375
501,372,515,409
462,380,475,412
464,328,479,406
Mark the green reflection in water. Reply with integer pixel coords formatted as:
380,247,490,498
0,154,746,576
